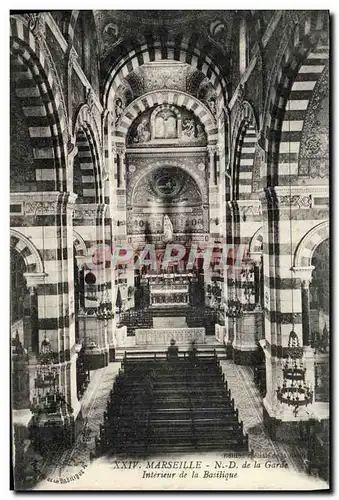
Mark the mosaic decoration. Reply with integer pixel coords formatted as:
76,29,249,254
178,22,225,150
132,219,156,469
127,165,208,234
299,65,329,177
127,105,207,146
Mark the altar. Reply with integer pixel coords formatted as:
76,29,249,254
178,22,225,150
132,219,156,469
135,327,205,346
146,271,192,306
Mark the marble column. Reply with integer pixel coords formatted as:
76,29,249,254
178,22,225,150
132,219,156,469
292,266,315,347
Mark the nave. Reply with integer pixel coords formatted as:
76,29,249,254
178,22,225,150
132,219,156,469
24,352,327,490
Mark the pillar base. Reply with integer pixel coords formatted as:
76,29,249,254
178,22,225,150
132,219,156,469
84,347,109,370
225,342,233,360
263,405,307,443
232,346,258,365
109,346,116,362
29,406,83,455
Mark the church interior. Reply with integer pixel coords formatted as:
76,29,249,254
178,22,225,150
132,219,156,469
10,10,330,489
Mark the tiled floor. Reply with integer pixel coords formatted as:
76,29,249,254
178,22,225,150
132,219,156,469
219,360,307,473
34,362,121,484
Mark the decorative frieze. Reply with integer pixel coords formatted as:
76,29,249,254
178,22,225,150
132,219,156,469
236,200,262,219
260,186,329,211
11,192,77,215
73,203,108,220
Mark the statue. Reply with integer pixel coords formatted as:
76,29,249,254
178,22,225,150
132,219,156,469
207,97,217,116
196,123,205,139
134,118,151,143
163,214,173,243
114,98,124,123
181,118,195,139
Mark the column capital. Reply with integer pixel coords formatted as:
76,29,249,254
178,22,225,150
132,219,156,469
23,272,47,289
292,266,315,286
249,251,262,264
113,143,126,156
207,144,218,155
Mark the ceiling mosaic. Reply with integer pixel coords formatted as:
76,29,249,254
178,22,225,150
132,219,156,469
127,105,207,147
299,65,329,178
113,63,218,117
94,10,235,59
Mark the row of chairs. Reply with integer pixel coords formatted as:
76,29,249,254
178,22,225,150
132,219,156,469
95,356,248,456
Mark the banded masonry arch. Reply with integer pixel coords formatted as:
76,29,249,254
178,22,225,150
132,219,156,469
231,100,258,200
249,226,264,254
10,16,68,191
102,33,229,110
277,47,328,184
293,221,329,268
263,10,329,186
73,105,104,204
113,90,217,147
73,229,88,259
127,161,208,207
10,229,44,274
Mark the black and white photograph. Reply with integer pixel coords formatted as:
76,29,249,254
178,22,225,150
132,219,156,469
9,9,330,491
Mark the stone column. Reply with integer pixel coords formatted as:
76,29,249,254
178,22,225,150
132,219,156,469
260,188,320,435
12,191,82,444
73,203,109,369
292,266,315,347
207,145,217,186
23,275,45,359
114,144,126,190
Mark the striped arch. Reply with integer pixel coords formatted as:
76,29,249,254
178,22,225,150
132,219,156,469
73,105,104,204
277,53,328,182
10,229,44,274
10,17,68,191
73,230,87,258
249,226,264,254
114,90,217,146
263,11,329,186
232,101,258,199
102,34,229,110
293,221,329,268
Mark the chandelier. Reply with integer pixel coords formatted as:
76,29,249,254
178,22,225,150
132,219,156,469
276,329,313,417
31,335,72,416
225,274,243,318
96,285,114,321
226,299,243,318
241,252,256,312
